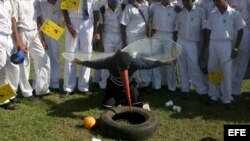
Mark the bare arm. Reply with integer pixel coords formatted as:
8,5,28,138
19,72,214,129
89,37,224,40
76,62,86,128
231,28,243,58
93,10,101,43
37,16,48,49
11,17,28,54
62,10,77,38
202,28,211,61
121,24,127,48
74,58,109,70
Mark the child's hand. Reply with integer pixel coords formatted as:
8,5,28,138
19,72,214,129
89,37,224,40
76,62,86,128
231,48,239,59
73,58,83,64
161,60,176,65
67,24,78,38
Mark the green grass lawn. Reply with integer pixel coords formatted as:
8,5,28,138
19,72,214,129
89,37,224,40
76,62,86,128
1,37,250,141
0,83,250,141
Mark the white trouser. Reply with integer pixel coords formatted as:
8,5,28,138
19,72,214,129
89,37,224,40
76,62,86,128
0,34,19,104
63,18,93,92
151,31,176,91
92,40,101,85
177,38,207,94
19,29,51,97
232,27,250,95
208,40,233,104
98,32,122,89
127,33,151,87
45,35,61,89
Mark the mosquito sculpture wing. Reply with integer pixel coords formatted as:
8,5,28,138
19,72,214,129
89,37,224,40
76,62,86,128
62,38,182,62
62,52,115,61
122,38,182,61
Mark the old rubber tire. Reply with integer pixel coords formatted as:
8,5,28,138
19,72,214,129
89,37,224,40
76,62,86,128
99,106,158,140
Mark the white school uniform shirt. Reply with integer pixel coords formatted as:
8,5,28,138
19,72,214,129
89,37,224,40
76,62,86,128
95,0,106,7
120,0,149,35
175,5,205,42
69,0,99,19
0,0,16,35
38,0,63,24
228,0,250,28
196,0,215,19
149,2,176,33
14,0,41,31
99,2,123,33
174,0,199,8
205,6,246,41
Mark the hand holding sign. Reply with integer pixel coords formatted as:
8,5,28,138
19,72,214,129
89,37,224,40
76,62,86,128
0,83,16,103
208,69,223,85
60,0,80,11
40,19,65,40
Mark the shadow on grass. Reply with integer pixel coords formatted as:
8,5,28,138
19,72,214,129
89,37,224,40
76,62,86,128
39,93,104,119
36,85,250,123
24,78,250,123
141,87,250,122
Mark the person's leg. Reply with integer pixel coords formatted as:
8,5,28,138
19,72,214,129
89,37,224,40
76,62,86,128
177,39,190,93
208,40,221,101
0,47,9,105
185,41,208,95
46,36,61,89
78,19,93,93
18,31,33,97
102,79,122,108
232,27,250,95
63,18,79,93
0,37,16,110
218,41,233,104
130,82,142,107
29,30,51,95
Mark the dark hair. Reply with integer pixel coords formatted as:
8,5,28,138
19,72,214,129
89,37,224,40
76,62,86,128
113,51,132,71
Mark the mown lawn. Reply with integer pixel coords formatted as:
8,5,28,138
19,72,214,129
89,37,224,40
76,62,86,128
1,78,250,141
1,37,250,140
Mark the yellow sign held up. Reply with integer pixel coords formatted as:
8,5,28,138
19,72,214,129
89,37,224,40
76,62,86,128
40,19,65,40
60,0,80,11
0,83,16,103
208,69,223,85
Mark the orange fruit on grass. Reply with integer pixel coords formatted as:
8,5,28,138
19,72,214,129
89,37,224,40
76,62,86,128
83,116,96,129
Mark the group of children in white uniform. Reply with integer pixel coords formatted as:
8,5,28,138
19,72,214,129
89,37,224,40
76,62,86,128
0,0,249,110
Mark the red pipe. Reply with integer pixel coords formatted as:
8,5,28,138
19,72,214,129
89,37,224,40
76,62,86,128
119,70,132,112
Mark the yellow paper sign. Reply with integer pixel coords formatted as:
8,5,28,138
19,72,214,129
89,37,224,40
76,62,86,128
208,69,223,84
40,19,65,40
60,0,80,11
0,83,16,103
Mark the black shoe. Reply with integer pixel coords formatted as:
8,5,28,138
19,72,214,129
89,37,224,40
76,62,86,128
89,82,100,91
139,87,152,94
224,103,233,110
49,87,62,93
25,95,37,101
206,99,218,106
132,101,143,107
82,91,94,96
60,91,71,98
36,91,52,98
199,94,209,104
0,102,16,110
232,94,240,102
181,92,189,100
10,98,22,103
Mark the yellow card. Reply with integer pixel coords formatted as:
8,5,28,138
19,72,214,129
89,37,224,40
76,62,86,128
60,0,80,11
40,19,65,40
208,69,223,84
0,83,16,103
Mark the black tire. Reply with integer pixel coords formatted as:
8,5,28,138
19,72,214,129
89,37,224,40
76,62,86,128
99,106,158,140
